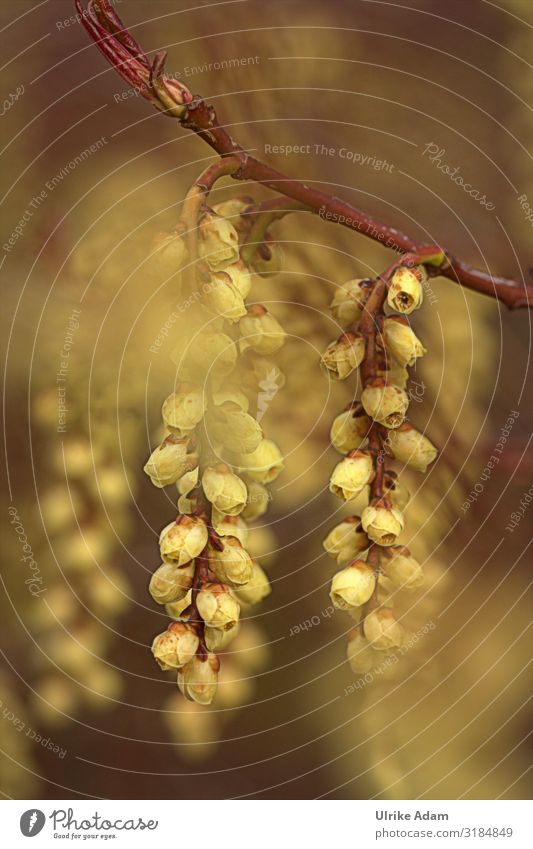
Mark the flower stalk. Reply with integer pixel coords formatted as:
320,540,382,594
77,0,532,309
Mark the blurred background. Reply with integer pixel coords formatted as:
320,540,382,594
1,0,531,800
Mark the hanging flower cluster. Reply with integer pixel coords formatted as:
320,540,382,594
145,200,285,705
321,263,438,675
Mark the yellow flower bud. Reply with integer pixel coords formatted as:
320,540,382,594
202,465,248,516
321,332,366,380
347,576,395,619
151,623,199,670
330,560,376,609
165,591,192,620
177,466,199,497
239,305,286,354
329,450,375,501
198,209,239,271
330,407,371,453
361,380,409,428
385,423,438,472
381,547,424,590
182,332,237,378
144,434,199,488
322,516,369,563
196,582,240,630
330,278,373,328
363,607,405,650
383,471,410,510
209,536,253,586
161,384,206,435
379,361,409,389
59,438,101,478
211,511,249,547
149,561,196,604
346,628,378,674
382,316,426,367
208,402,263,454
159,515,208,566
233,560,271,605
241,480,271,521
178,653,220,705
212,196,252,232
204,622,240,652
203,263,252,322
361,503,404,546
151,232,188,279
387,265,426,314
212,387,249,412
235,439,284,483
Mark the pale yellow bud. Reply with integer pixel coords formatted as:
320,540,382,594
387,265,426,314
321,332,366,380
385,423,438,472
379,362,409,389
346,629,378,674
177,466,199,497
212,387,249,412
162,384,206,435
151,623,199,670
202,465,248,516
159,515,208,566
40,486,81,534
361,503,404,546
212,197,252,231
330,407,371,453
239,305,286,354
230,623,270,673
55,527,111,573
361,381,409,428
178,653,220,705
322,516,369,563
329,450,375,501
165,591,192,620
90,466,129,508
234,438,284,484
383,472,410,510
242,480,271,521
363,607,405,650
330,560,376,610
204,622,240,652
144,435,198,488
211,511,249,547
381,547,424,590
198,209,239,271
382,316,426,367
208,402,263,454
209,537,253,586
234,560,271,605
204,263,252,322
151,232,188,279
330,278,372,328
182,332,237,378
149,561,196,604
59,438,100,478
348,577,395,619
196,583,240,630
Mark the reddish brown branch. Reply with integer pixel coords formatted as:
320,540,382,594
77,0,532,310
